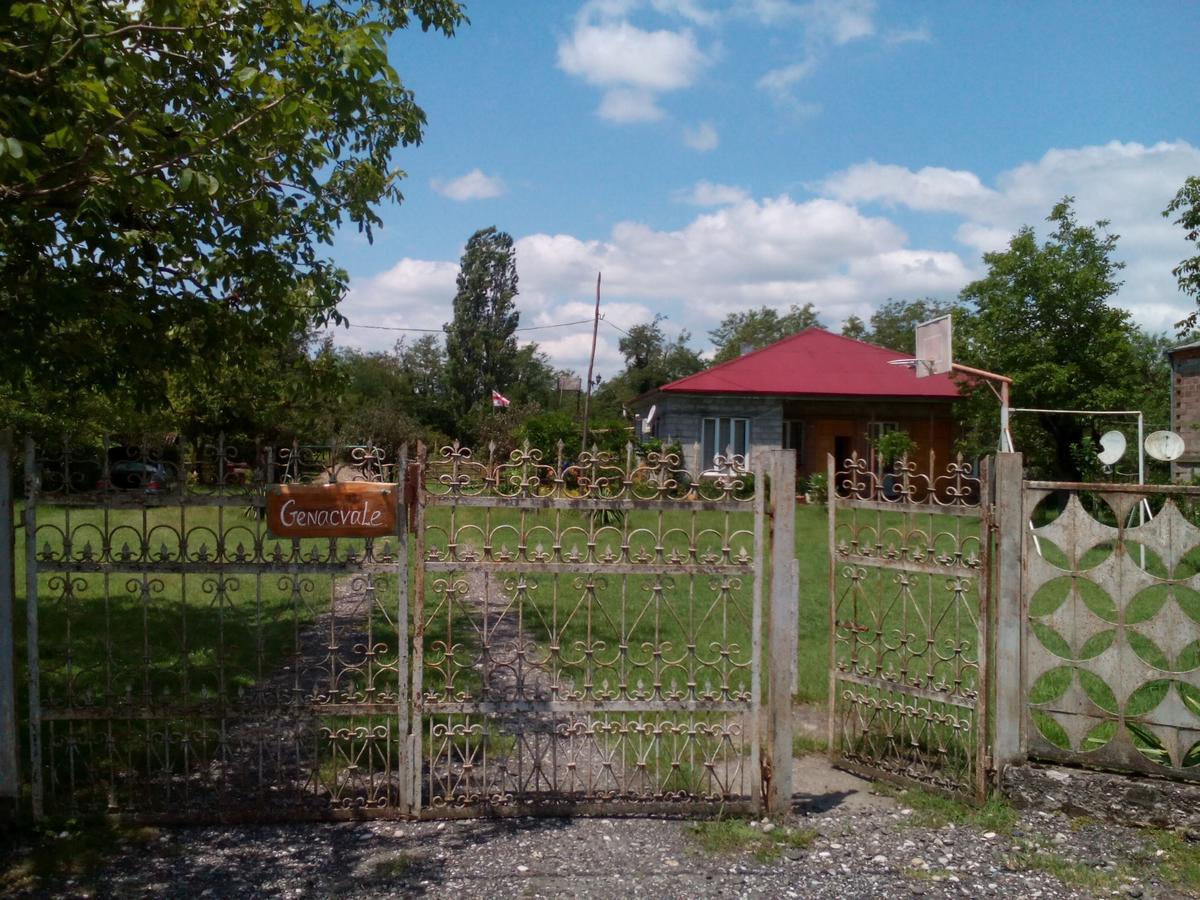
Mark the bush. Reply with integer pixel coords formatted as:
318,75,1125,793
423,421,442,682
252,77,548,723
806,472,829,505
518,411,579,459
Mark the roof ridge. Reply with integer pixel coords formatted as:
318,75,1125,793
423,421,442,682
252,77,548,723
661,326,828,391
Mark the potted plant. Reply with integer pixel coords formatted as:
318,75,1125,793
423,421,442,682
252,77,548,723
873,430,916,499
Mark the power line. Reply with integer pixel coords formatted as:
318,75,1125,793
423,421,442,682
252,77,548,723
601,316,631,337
340,318,596,334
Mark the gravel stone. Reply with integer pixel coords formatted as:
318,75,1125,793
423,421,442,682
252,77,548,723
2,756,1190,898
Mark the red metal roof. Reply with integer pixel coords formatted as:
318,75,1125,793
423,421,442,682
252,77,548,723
660,328,962,398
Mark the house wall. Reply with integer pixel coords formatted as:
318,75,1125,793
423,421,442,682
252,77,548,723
651,395,783,470
1170,347,1200,481
784,398,958,477
636,393,958,478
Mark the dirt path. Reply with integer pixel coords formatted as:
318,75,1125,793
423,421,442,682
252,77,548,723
436,568,636,801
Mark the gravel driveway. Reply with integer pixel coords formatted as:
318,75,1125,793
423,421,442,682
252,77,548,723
4,754,1195,899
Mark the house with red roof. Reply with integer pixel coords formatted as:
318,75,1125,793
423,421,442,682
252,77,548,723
630,328,963,478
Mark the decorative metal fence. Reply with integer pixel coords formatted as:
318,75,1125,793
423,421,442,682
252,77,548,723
827,453,991,800
14,435,793,821
410,442,767,815
1022,483,1200,779
22,436,409,821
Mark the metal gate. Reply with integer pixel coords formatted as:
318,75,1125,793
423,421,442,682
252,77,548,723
17,435,791,820
21,436,411,821
827,452,991,800
409,442,768,816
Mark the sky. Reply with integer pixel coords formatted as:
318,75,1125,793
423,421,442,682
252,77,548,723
322,0,1200,381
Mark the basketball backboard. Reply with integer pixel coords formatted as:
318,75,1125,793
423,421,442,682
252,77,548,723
914,314,952,377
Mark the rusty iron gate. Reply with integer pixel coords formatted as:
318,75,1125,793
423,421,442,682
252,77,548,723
21,437,411,821
19,436,793,820
409,442,774,816
827,452,991,800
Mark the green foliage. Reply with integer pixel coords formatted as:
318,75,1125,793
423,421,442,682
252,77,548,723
957,198,1168,479
1165,175,1200,332
444,227,521,428
873,429,916,465
885,785,1019,832
804,472,828,505
593,314,703,409
593,416,634,452
518,411,578,458
840,314,868,340
311,338,452,451
0,0,466,434
687,817,817,862
709,303,822,363
861,298,965,354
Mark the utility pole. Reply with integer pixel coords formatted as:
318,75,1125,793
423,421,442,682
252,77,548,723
581,272,601,454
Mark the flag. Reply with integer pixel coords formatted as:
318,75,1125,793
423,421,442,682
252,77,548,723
491,389,511,408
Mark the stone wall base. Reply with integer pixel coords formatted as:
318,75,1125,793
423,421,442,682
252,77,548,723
1002,762,1200,831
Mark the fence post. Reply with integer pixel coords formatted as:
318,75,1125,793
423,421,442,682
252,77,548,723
766,448,797,813
992,452,1025,775
0,429,17,816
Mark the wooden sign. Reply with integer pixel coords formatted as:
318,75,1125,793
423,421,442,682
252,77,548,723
266,483,398,538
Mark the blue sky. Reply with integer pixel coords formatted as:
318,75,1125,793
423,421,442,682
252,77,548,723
326,0,1200,379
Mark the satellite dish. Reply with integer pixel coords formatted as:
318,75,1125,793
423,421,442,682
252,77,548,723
1145,430,1185,462
1097,430,1127,466
645,404,657,426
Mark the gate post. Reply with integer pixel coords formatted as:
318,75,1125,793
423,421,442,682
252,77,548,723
992,452,1025,775
765,449,797,813
0,429,17,816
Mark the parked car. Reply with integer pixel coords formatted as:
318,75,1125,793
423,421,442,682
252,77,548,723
97,461,175,493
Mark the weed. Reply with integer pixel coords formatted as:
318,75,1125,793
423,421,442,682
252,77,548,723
1019,851,1126,893
791,732,828,756
886,786,1018,833
371,851,418,878
1146,828,1200,893
687,817,817,862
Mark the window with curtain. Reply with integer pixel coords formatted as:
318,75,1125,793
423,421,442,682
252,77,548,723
701,416,750,470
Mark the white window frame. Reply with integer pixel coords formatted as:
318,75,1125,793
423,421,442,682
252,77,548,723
782,419,805,462
701,416,751,472
868,421,898,443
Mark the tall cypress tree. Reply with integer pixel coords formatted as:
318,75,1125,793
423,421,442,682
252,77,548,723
444,227,521,425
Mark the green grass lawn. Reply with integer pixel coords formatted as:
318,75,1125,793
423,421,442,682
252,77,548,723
15,498,835,713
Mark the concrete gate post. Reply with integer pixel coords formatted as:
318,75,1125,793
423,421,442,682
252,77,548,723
992,452,1025,775
765,449,797,814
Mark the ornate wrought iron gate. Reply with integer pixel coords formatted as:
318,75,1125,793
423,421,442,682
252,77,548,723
23,437,410,821
21,436,781,820
827,453,991,800
410,442,766,816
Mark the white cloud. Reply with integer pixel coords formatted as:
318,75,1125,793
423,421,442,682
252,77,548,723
598,87,665,122
430,169,506,201
755,59,816,95
649,0,720,27
754,0,876,108
333,142,1200,376
673,180,749,206
820,140,1200,333
326,258,458,352
803,0,875,45
819,162,994,213
682,121,719,151
558,21,707,91
332,194,955,374
557,17,710,124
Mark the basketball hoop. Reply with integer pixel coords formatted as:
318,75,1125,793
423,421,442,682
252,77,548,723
888,358,935,375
